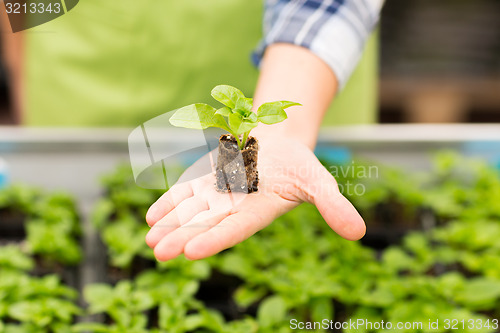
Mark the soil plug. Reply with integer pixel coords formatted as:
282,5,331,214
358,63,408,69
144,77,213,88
216,134,259,193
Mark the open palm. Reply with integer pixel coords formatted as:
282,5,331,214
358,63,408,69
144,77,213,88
145,136,365,261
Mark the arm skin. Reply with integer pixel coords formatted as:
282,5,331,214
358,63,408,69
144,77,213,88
145,44,366,261
251,43,337,149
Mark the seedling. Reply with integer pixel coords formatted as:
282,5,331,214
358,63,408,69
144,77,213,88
169,85,300,193
169,85,300,150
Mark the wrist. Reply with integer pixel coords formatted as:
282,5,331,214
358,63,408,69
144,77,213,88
251,123,318,150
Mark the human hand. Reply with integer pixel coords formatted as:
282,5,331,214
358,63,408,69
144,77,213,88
145,135,365,261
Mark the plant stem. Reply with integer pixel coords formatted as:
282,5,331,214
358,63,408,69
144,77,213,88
241,131,250,150
233,133,242,149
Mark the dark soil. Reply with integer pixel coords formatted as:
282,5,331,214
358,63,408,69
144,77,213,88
0,209,26,240
215,134,259,194
106,256,157,284
32,256,80,289
196,270,245,320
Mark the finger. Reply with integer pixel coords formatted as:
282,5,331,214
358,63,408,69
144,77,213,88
206,190,247,213
304,162,366,241
146,182,193,226
184,195,289,260
145,196,209,248
153,210,228,261
317,191,366,240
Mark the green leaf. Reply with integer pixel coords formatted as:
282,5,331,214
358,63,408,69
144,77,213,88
72,322,111,333
360,284,395,307
169,103,230,132
258,108,287,125
381,247,414,272
211,85,245,108
91,199,114,229
310,297,333,323
0,245,34,271
84,284,114,313
247,112,258,123
234,286,266,308
257,295,287,328
25,220,82,265
157,303,176,330
8,302,39,323
185,309,225,331
228,113,258,136
184,260,211,280
257,101,299,125
345,307,383,333
180,281,200,299
132,290,155,312
226,318,259,333
183,314,205,331
437,272,465,299
258,101,300,114
455,277,500,310
101,218,148,268
215,107,231,117
218,253,253,277
235,97,253,113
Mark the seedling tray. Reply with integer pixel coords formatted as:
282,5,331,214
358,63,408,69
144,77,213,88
1,124,499,290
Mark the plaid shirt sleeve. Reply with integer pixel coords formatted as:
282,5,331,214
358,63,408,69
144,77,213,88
252,0,384,90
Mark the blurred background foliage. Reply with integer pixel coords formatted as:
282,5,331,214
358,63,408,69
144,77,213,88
2,153,500,332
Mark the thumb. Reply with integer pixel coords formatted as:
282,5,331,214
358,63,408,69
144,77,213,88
303,160,366,241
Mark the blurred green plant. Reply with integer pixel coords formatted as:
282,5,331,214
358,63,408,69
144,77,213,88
2,152,500,332
213,153,500,332
0,247,80,332
83,152,500,332
75,264,257,333
92,165,165,269
0,185,81,265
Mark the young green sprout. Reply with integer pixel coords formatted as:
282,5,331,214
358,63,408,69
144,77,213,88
169,85,300,149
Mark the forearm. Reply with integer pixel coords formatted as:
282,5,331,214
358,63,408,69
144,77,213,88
252,43,338,149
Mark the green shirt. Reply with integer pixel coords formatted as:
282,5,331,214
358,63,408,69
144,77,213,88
25,0,377,127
